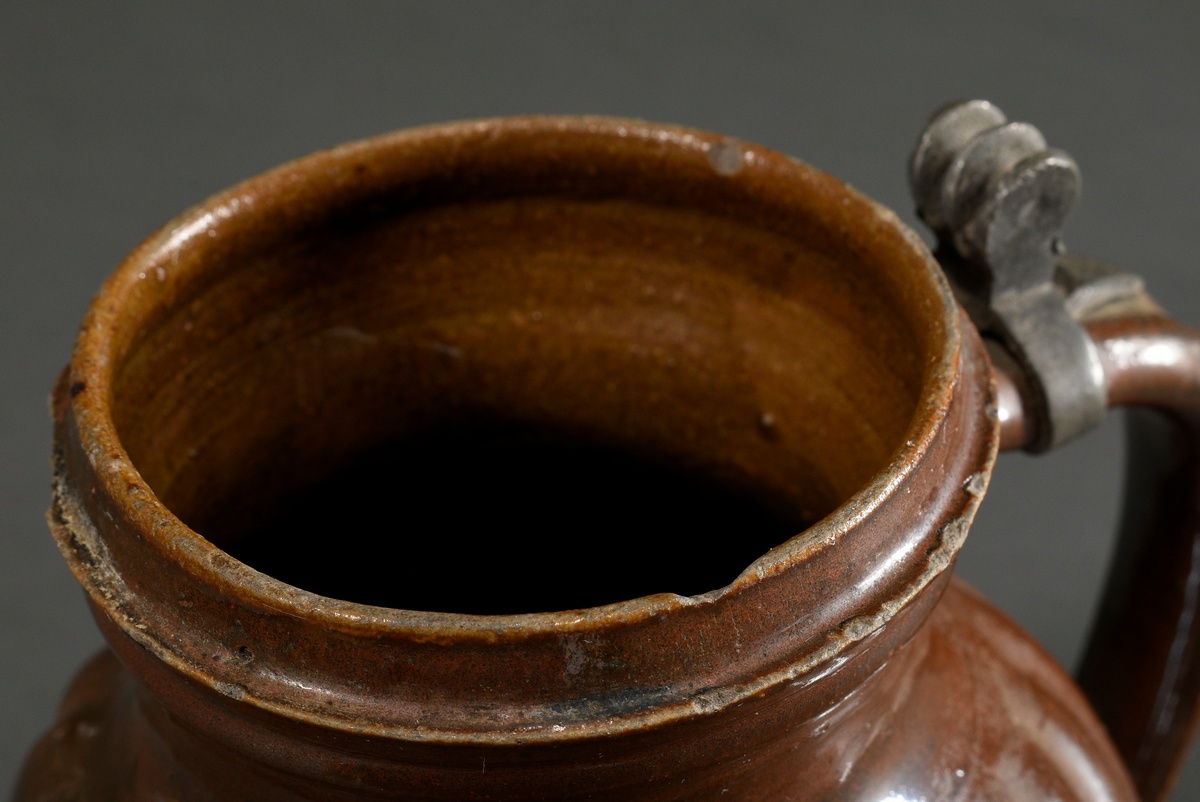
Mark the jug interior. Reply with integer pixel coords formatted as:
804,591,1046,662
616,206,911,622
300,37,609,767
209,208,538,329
107,133,938,614
230,424,805,613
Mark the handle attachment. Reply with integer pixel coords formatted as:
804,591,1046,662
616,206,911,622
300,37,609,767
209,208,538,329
910,99,1118,451
912,100,1200,801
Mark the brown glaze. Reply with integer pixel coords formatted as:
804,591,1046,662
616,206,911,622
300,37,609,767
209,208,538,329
987,340,1035,452
18,118,1140,799
987,308,1200,801
1075,316,1200,801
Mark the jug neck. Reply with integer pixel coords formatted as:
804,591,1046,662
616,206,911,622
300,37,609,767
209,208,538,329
50,318,995,794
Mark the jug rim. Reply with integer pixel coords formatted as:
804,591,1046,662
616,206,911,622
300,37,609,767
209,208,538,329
51,115,996,741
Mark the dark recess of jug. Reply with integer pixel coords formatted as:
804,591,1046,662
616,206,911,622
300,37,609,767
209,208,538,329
216,420,809,615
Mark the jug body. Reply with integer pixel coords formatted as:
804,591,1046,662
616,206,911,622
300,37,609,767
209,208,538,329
17,117,1139,800
18,583,1136,800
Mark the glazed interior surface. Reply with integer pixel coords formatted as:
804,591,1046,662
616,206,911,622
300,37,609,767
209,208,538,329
107,127,940,614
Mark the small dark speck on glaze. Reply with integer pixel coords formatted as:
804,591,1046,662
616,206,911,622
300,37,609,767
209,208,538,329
758,412,780,441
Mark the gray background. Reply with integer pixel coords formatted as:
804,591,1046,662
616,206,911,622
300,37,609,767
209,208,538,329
3,2,1198,798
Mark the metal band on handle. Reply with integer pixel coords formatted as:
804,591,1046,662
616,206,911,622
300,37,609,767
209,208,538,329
910,100,1112,451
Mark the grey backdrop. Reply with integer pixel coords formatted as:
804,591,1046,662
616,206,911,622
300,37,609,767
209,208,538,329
3,2,1199,798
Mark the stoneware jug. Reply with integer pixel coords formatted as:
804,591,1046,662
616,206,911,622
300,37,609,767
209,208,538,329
18,103,1200,801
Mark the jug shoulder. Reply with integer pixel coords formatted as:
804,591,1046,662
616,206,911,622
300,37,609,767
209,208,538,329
831,578,1138,801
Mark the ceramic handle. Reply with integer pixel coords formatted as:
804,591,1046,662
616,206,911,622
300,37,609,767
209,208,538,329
999,313,1200,801
910,98,1200,799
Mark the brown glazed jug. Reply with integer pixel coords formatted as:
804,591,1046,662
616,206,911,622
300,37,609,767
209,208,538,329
18,106,1200,801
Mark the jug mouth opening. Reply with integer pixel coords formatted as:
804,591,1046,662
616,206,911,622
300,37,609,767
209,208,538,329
52,117,989,739
63,116,960,627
